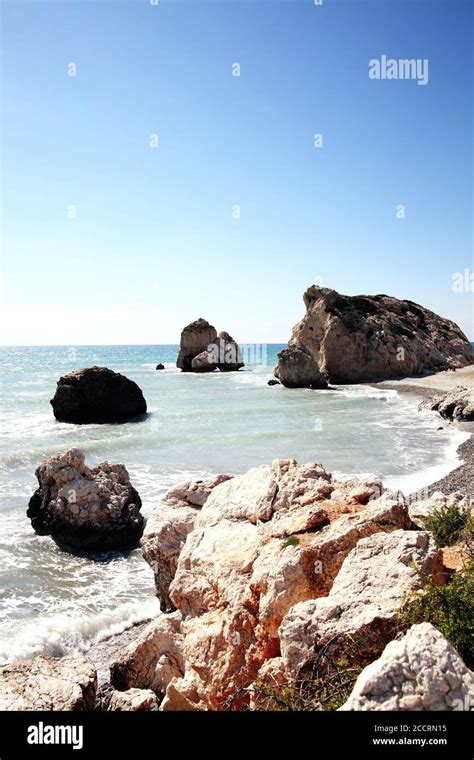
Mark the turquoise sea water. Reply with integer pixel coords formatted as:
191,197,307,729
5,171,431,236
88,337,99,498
0,344,468,663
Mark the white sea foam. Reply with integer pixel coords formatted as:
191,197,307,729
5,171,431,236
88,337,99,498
384,427,471,495
0,597,161,664
1,345,471,666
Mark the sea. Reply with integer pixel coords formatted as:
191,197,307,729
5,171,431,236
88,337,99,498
0,344,469,664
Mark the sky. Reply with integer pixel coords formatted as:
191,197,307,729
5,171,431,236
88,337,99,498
0,0,473,345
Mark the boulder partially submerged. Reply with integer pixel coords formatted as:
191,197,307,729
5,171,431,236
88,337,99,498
27,448,144,551
51,366,147,424
176,319,244,372
192,331,244,372
275,286,473,386
275,346,328,389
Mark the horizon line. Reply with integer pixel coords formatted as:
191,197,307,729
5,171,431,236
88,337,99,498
0,341,291,348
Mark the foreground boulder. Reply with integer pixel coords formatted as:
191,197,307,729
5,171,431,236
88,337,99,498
141,474,233,611
106,688,159,711
275,286,473,386
340,623,474,711
129,458,421,710
111,612,184,698
279,530,444,676
0,654,97,710
51,366,147,423
27,448,144,551
429,385,474,422
176,319,244,372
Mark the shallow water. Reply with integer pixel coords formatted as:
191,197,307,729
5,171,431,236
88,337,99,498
0,345,467,663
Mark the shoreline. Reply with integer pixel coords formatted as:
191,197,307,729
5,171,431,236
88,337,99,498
5,366,472,687
370,366,473,498
85,371,474,685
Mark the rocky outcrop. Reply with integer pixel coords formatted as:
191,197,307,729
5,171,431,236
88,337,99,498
0,654,97,710
129,458,427,710
275,286,473,386
106,688,159,711
429,385,474,422
279,530,444,677
408,490,472,530
340,623,474,711
275,347,328,389
50,366,147,423
141,474,233,611
111,613,184,698
27,448,144,551
155,363,165,370
176,319,244,372
176,319,217,371
192,331,244,372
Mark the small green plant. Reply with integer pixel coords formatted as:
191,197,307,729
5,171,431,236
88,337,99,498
422,502,468,547
281,536,300,551
402,563,474,669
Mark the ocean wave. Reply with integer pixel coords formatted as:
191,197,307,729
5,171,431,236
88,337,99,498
0,597,161,664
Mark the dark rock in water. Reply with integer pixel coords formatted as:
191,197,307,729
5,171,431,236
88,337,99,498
177,320,244,373
192,331,244,372
27,448,144,551
275,347,328,389
275,285,474,386
268,379,281,386
155,363,165,370
176,318,218,372
50,366,147,424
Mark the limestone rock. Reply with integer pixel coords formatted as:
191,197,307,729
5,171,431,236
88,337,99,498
141,474,233,611
27,448,144,551
111,613,184,699
107,688,159,711
408,490,472,530
192,331,244,372
162,460,410,709
155,363,165,370
176,318,217,372
280,529,444,677
177,319,244,372
429,385,474,422
50,366,147,423
275,346,328,389
0,654,97,710
340,623,474,711
275,286,473,385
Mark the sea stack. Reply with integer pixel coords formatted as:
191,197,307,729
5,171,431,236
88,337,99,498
275,286,474,386
177,319,244,372
27,448,144,551
50,366,147,423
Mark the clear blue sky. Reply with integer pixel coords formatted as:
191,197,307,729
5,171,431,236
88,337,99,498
1,0,472,345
